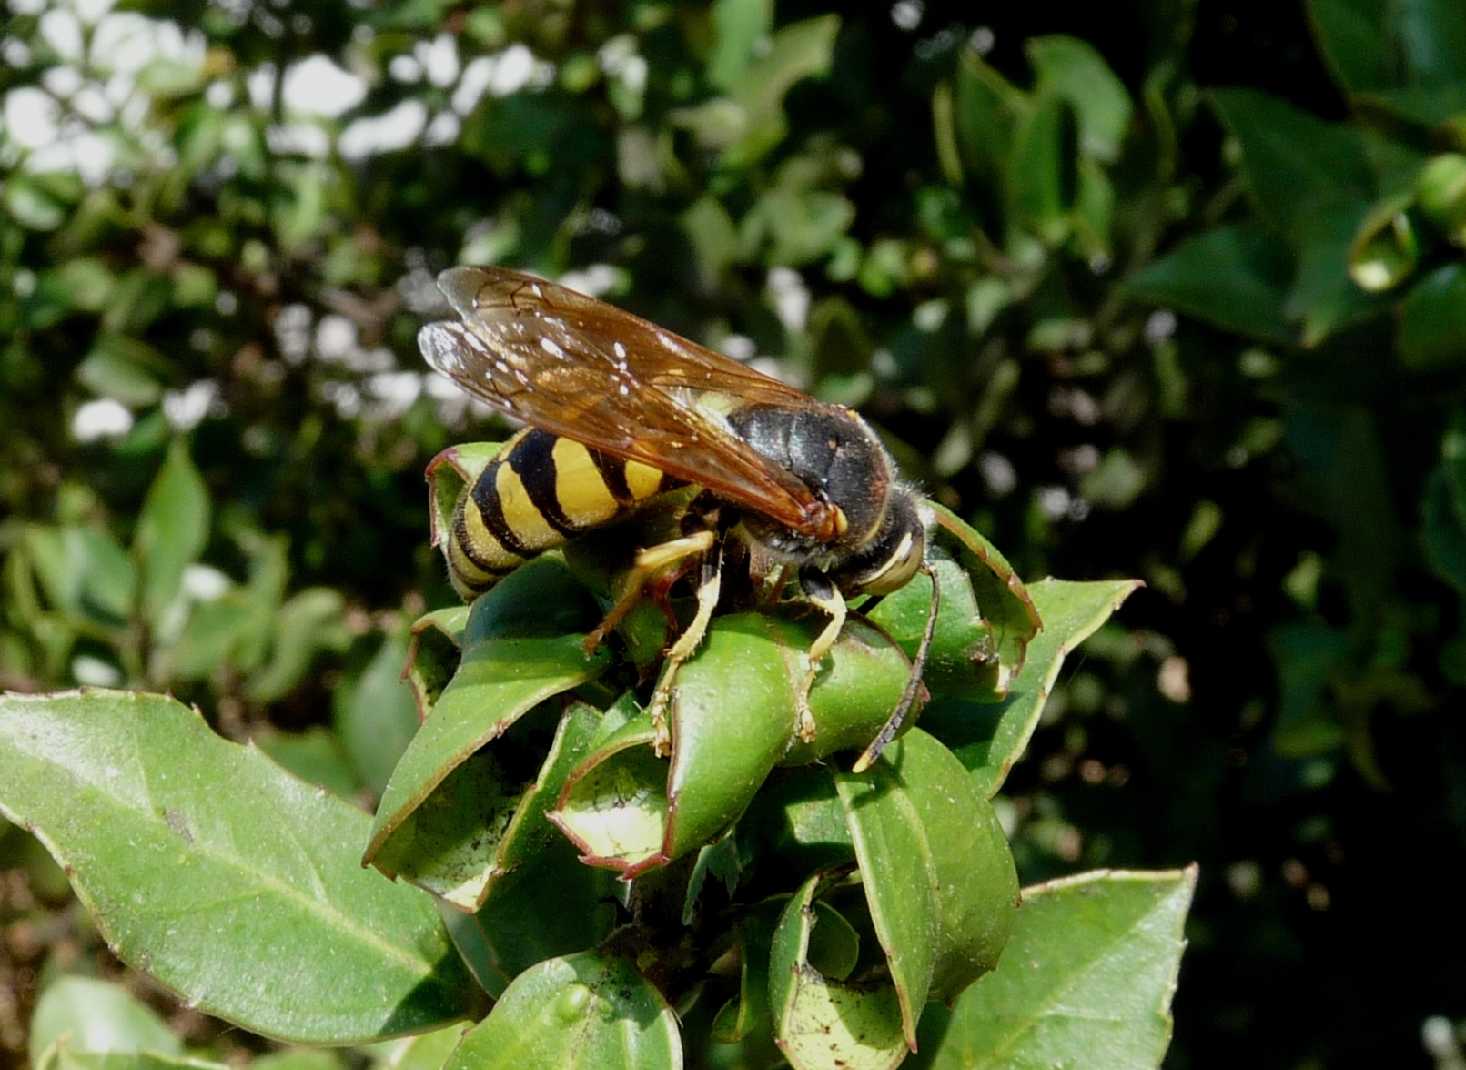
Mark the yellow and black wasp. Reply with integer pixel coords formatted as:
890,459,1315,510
418,266,939,771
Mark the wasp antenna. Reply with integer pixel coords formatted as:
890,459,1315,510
852,559,941,773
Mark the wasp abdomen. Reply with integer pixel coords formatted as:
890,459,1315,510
446,428,675,598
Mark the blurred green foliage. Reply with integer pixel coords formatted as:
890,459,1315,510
3,0,1466,1066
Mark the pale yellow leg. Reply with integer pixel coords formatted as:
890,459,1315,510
583,531,717,655
647,545,724,756
796,571,846,742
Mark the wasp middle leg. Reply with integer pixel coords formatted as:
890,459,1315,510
794,566,847,743
645,539,726,756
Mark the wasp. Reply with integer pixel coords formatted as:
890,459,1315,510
418,267,939,771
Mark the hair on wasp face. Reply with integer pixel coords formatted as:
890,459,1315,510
418,266,940,770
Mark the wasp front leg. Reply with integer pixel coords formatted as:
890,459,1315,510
646,540,725,756
796,566,846,743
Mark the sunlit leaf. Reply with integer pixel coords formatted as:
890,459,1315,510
246,588,348,702
336,630,423,798
770,872,906,1070
1027,37,1132,162
910,869,1196,1070
835,730,1018,1039
925,578,1142,797
133,440,210,629
255,726,360,798
444,952,681,1070
29,977,181,1064
0,690,475,1043
365,560,609,890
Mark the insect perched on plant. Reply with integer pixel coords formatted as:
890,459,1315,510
418,266,942,771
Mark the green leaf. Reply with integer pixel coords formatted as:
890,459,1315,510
1346,195,1418,293
26,526,138,631
806,901,861,981
664,614,809,860
31,259,116,326
403,607,472,716
1209,89,1374,241
928,503,1042,689
245,588,348,702
708,0,773,91
251,1052,343,1070
1394,0,1466,88
444,952,682,1070
948,49,1021,190
1443,407,1466,524
779,615,912,764
1308,0,1397,93
372,1023,471,1070
1268,622,1350,755
1287,200,1384,345
770,873,907,1070
0,690,475,1044
36,1050,227,1070
255,727,360,798
1424,466,1466,591
1079,448,1147,510
738,766,853,872
446,834,619,998
682,196,742,284
1006,92,1079,244
1400,264,1466,370
166,532,286,680
553,612,917,877
910,869,1196,1070
1417,153,1466,244
373,698,605,912
75,335,169,407
30,977,181,1064
336,631,423,798
550,713,667,874
5,174,69,230
925,578,1143,798
364,560,609,885
711,905,780,1049
166,596,253,680
863,553,998,699
835,730,1018,1041
386,744,524,905
134,439,210,629
1026,37,1132,162
1124,224,1296,345
683,833,743,925
722,15,840,166
742,189,856,266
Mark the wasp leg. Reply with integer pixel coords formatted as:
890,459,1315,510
796,567,846,743
852,561,940,772
646,540,725,756
583,530,717,656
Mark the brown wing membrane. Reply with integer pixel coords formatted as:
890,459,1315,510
419,266,836,539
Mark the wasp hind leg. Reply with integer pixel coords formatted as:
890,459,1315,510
645,540,725,756
796,566,846,743
583,530,718,656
